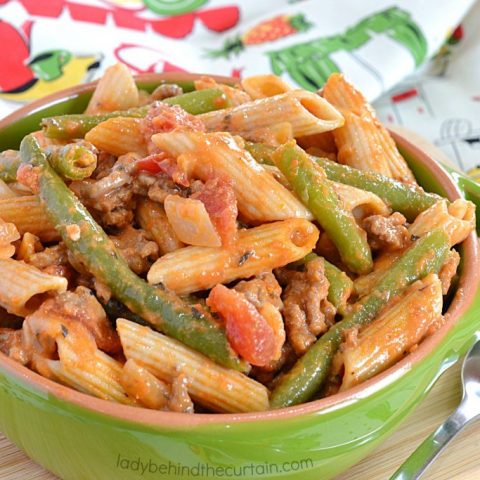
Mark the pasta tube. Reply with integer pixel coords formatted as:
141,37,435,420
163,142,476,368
0,179,16,198
86,63,139,114
241,74,293,99
42,89,230,140
236,122,294,146
20,134,246,372
164,195,221,247
198,90,344,138
147,219,319,294
339,274,443,390
409,199,475,247
323,73,416,183
331,181,390,219
270,229,450,408
151,131,312,222
0,258,67,316
0,195,59,242
117,319,269,413
120,359,170,409
47,342,136,405
85,117,148,156
273,142,372,275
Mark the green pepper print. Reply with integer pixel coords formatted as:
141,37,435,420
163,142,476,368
267,6,427,90
20,134,247,372
270,228,450,408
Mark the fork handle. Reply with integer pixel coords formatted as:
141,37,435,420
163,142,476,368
389,406,469,480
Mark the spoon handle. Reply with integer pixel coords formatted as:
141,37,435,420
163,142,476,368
389,406,469,480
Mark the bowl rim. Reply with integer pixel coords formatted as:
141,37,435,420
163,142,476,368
0,74,478,428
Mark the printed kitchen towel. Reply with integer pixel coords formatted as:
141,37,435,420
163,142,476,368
0,0,478,172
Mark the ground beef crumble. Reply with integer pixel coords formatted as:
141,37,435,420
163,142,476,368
363,212,410,251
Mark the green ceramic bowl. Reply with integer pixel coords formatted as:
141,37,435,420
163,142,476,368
0,74,479,480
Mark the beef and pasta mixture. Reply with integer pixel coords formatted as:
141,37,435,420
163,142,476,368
0,64,475,413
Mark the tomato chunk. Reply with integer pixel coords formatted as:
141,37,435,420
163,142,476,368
206,284,276,367
192,177,238,246
136,153,189,186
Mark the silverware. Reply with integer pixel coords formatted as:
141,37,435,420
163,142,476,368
390,339,480,480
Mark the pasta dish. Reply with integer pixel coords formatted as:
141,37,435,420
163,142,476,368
0,64,475,413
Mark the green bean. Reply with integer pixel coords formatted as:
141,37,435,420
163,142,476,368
0,150,21,182
273,142,372,275
20,134,247,372
302,253,353,314
270,228,450,408
245,142,441,221
162,88,229,114
102,298,149,327
42,88,229,140
46,143,97,180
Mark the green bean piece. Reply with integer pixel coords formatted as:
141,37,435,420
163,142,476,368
0,150,21,182
20,134,247,372
102,298,149,327
273,142,373,275
270,229,450,408
42,88,229,140
302,253,353,314
246,142,441,221
47,143,97,180
163,88,229,115
244,142,275,166
42,104,150,140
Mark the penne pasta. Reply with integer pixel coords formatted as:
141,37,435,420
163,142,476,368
198,90,344,138
85,117,147,157
339,273,443,390
236,122,294,146
0,258,67,316
241,74,293,99
147,218,319,294
86,63,139,114
120,359,170,409
409,199,475,247
331,181,390,219
151,130,313,223
47,344,136,405
135,198,185,254
0,195,59,241
164,195,221,247
323,74,416,183
0,179,17,198
117,318,269,413
297,131,337,154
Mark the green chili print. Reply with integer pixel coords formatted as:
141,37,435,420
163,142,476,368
267,7,428,90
